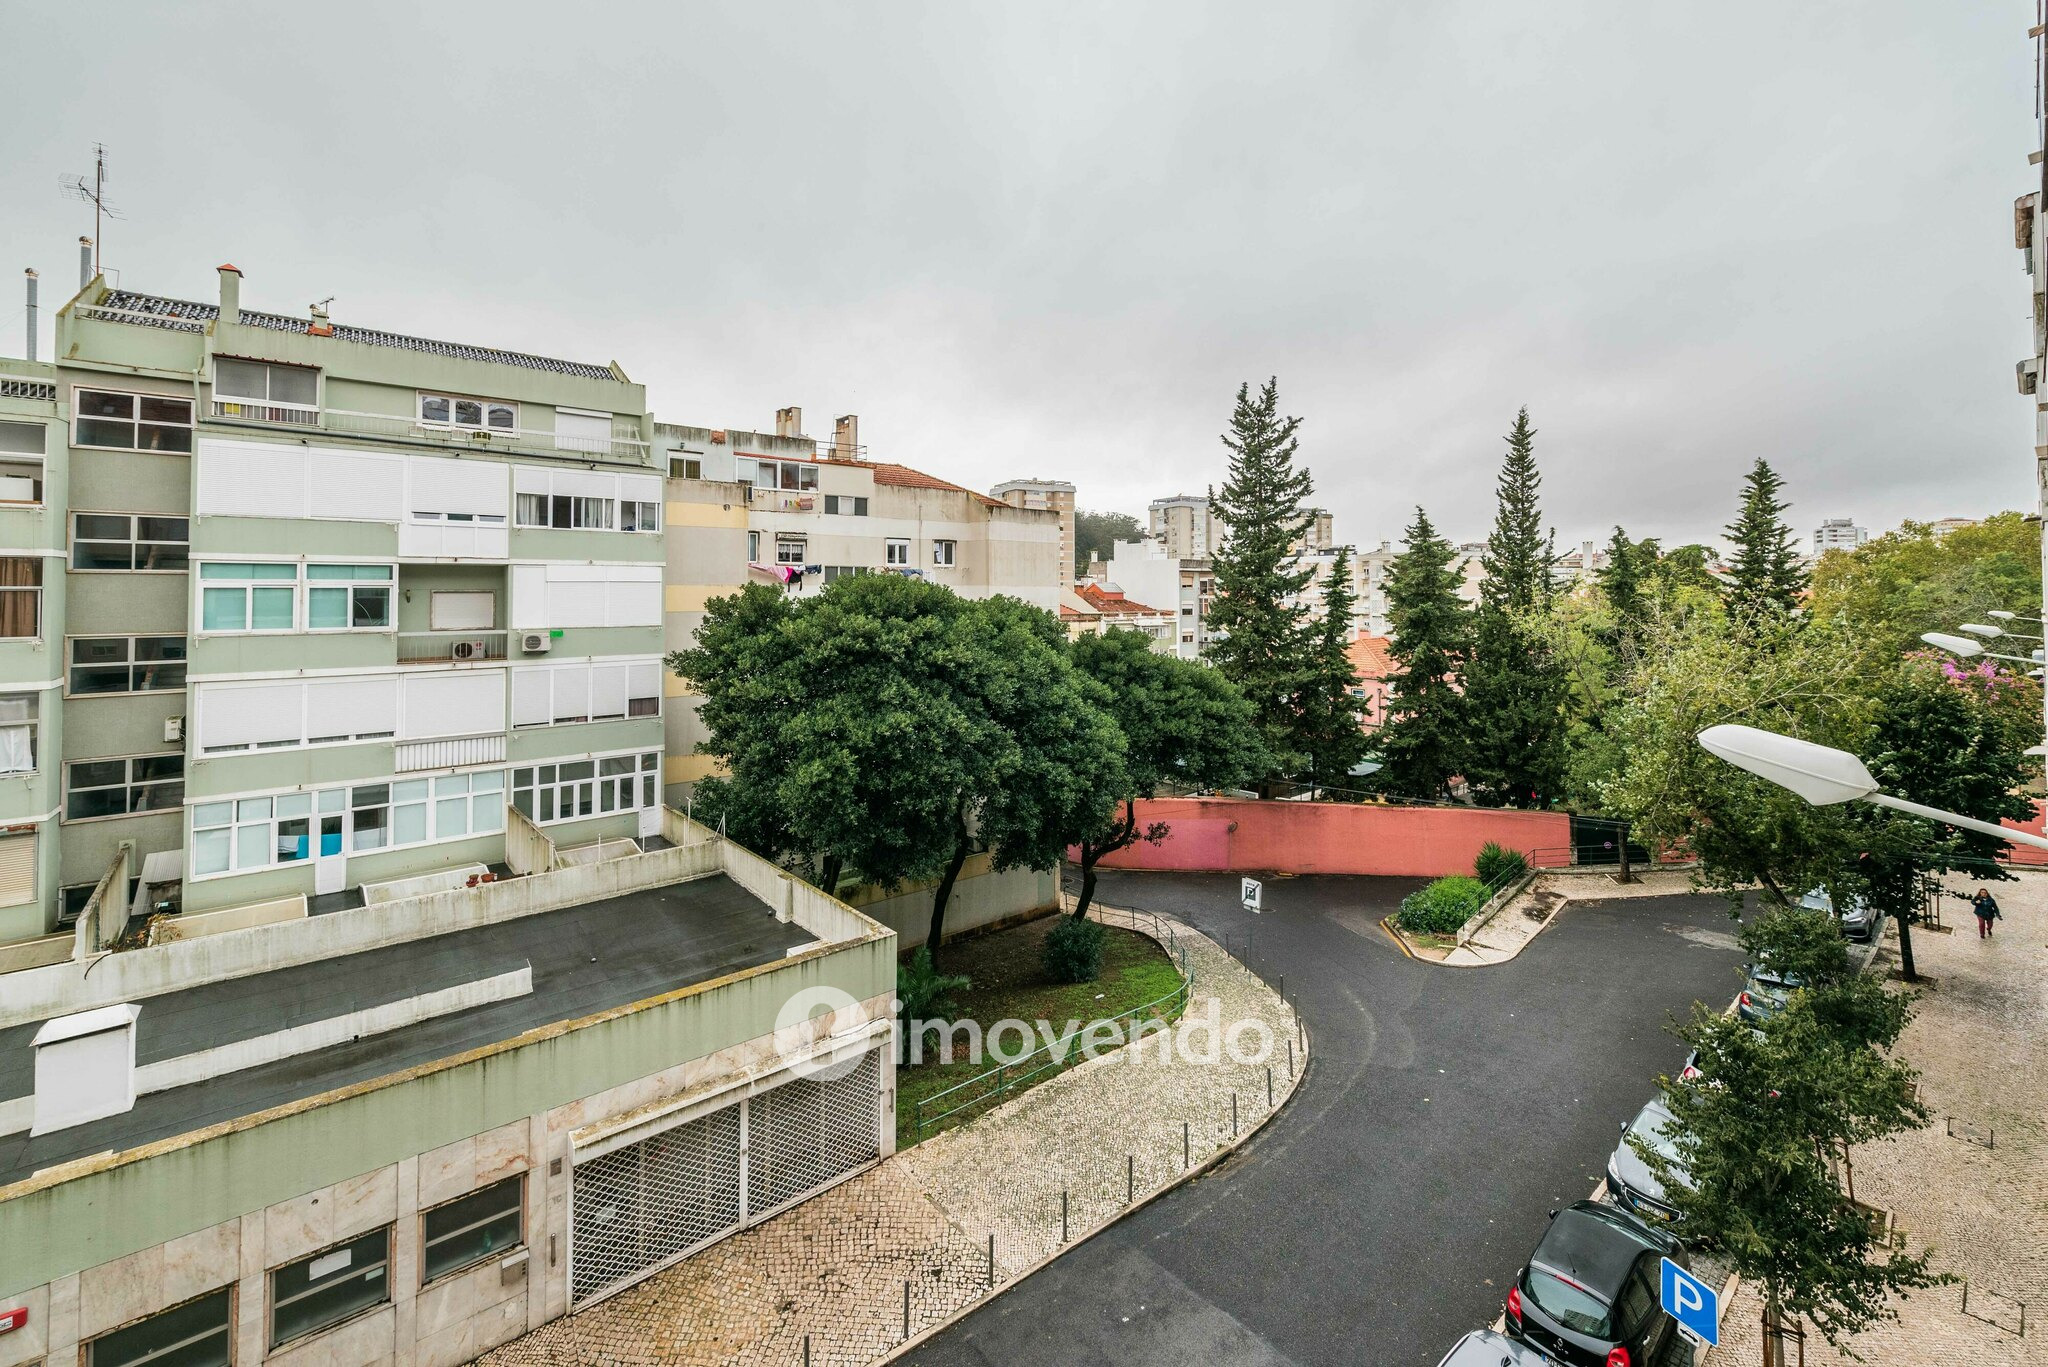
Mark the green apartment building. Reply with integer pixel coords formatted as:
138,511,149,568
0,264,669,948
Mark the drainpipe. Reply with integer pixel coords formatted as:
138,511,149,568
78,237,93,292
22,270,35,362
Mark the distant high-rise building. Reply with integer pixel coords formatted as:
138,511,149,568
992,478,1077,587
1813,517,1868,553
1927,516,1977,540
1148,494,1224,561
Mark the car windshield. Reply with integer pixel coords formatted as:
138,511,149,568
1525,1267,1613,1336
1798,889,1832,913
1631,1112,1683,1163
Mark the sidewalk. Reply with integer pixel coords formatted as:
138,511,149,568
479,904,1304,1367
1703,871,2048,1366
1438,868,1700,966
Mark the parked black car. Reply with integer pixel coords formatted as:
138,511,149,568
1606,1096,1690,1224
1506,1200,1688,1367
1434,1328,1556,1366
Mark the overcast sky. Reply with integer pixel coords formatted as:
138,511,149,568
2,3,2039,550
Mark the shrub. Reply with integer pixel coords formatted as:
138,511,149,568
897,947,970,1027
1475,841,1531,888
1397,875,1489,935
1042,914,1108,983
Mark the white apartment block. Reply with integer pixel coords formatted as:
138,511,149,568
1813,517,1868,553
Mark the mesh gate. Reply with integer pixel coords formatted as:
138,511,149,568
748,1050,884,1217
571,1103,744,1304
568,1048,883,1306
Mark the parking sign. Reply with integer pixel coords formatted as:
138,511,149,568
1240,877,1262,912
1660,1257,1718,1347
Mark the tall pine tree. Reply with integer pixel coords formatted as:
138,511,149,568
1291,545,1369,789
1376,508,1473,801
1597,525,1644,627
1724,458,1807,623
1464,408,1569,808
1204,378,1315,777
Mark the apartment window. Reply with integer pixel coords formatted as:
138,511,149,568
621,500,660,532
421,1175,524,1284
515,493,614,530
0,558,40,639
269,1226,391,1349
747,531,760,562
307,565,393,629
0,832,34,910
428,770,506,840
933,539,957,567
511,751,658,825
824,494,871,515
65,754,184,821
821,565,867,584
0,420,45,504
191,776,500,878
885,538,910,567
69,636,187,696
419,392,515,431
199,562,297,632
749,459,819,491
73,388,194,453
776,535,806,566
669,456,703,480
71,514,189,572
86,1286,232,1367
192,791,316,876
213,358,318,423
0,692,35,775
512,661,661,727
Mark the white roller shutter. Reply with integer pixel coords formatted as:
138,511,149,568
306,676,398,740
605,566,663,626
512,466,551,497
510,565,547,629
548,663,593,722
618,473,661,505
198,440,307,518
629,660,661,706
548,565,609,628
198,681,304,750
512,668,553,727
0,833,33,908
552,468,617,499
429,591,496,630
408,456,507,518
590,664,628,721
555,411,612,455
402,671,505,739
309,451,403,522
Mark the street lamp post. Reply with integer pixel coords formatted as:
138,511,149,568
1920,632,2045,668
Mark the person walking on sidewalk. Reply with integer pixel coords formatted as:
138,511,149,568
1970,887,2002,939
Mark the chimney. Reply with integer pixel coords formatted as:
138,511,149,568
23,270,36,362
217,263,242,325
775,406,803,438
78,238,93,291
833,413,859,458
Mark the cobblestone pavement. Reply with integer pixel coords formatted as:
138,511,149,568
1705,871,2048,1366
478,904,1303,1367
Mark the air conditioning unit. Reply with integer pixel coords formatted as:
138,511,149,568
452,639,488,661
520,633,552,655
164,716,185,744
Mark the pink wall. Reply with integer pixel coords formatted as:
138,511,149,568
1085,798,1574,878
2003,801,2048,866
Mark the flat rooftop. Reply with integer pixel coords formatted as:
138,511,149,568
0,874,813,1189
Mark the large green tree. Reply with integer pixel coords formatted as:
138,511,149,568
1073,508,1144,576
1204,378,1316,776
1807,511,2042,658
1375,507,1473,801
1724,458,1808,623
1464,408,1570,807
1292,545,1370,789
1068,630,1267,917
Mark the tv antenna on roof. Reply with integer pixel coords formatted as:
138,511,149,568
61,144,121,280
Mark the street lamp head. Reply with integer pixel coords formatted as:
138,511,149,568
1921,632,1986,659
1959,623,2004,639
1990,610,2017,620
1697,724,1881,806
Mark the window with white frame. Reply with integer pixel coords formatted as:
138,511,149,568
775,535,806,565
0,420,45,504
73,388,194,453
516,491,613,530
71,514,189,571
510,751,658,825
69,636,186,696
513,467,660,533
190,773,503,877
885,538,910,566
511,660,661,727
748,531,761,561
65,754,183,821
197,562,393,634
670,455,703,480
822,495,869,516
420,392,515,431
213,358,318,423
621,498,660,532
0,692,36,775
746,458,819,492
933,539,957,567
0,558,40,640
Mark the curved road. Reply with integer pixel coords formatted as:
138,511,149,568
904,869,1745,1367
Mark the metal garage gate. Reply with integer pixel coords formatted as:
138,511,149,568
570,1049,883,1305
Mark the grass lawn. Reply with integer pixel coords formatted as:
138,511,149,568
894,914,1184,1150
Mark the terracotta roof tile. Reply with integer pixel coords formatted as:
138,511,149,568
1074,582,1169,616
819,457,1004,507
1346,633,1399,679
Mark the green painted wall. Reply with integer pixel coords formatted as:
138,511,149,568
397,565,506,631
508,718,659,763
189,631,397,677
507,527,664,563
185,740,399,801
0,934,894,1291
189,516,398,559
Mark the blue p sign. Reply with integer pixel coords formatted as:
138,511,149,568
1660,1257,1718,1346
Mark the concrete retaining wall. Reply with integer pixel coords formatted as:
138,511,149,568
1084,798,1573,878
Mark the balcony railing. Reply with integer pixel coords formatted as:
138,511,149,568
207,405,650,463
397,630,508,664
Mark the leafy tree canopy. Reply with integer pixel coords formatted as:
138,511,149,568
1073,508,1144,576
1807,511,2041,659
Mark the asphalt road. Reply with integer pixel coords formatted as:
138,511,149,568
903,870,1747,1367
